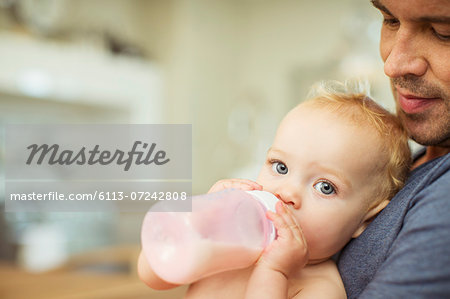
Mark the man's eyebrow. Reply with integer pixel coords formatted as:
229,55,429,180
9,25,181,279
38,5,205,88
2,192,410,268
371,0,450,24
371,0,392,16
416,16,450,24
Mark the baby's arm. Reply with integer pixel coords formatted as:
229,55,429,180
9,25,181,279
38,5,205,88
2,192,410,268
245,201,309,299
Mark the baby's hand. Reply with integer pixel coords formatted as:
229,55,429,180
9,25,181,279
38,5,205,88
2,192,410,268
208,178,263,193
257,201,309,279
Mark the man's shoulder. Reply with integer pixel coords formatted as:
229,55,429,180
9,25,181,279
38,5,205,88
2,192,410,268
403,153,450,227
365,154,450,230
387,152,450,208
410,152,450,183
338,153,450,298
403,153,450,208
363,153,450,239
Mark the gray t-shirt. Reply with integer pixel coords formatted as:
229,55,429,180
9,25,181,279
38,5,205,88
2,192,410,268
338,153,450,299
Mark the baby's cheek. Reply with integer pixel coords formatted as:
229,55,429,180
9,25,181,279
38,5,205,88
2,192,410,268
256,173,276,192
300,220,341,259
255,171,268,186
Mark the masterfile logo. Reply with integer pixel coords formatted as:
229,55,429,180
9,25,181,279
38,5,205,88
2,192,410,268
26,141,170,171
6,124,191,180
4,124,192,212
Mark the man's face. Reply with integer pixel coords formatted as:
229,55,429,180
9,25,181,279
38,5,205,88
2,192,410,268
373,0,450,147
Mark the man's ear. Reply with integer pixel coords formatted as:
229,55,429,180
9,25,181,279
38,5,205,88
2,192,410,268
352,199,390,238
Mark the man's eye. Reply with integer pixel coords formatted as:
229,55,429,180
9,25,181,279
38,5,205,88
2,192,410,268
272,162,288,175
431,28,450,42
313,181,336,195
382,17,399,28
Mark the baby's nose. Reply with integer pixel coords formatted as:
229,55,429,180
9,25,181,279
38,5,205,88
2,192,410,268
276,187,301,209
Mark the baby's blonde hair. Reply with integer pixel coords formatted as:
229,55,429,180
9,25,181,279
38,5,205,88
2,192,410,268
305,80,411,207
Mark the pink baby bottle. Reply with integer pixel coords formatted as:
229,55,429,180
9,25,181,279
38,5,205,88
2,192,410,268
141,189,278,284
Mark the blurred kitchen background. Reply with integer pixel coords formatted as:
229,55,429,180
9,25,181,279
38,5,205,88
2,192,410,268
0,0,394,298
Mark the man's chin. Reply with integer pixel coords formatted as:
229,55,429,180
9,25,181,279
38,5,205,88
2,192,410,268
397,104,450,146
407,122,450,147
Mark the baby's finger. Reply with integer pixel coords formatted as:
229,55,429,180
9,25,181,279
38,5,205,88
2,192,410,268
275,202,306,244
277,202,296,224
266,209,287,232
267,203,294,238
285,208,307,246
234,179,263,190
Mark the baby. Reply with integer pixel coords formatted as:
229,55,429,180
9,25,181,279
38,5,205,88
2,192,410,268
138,81,411,298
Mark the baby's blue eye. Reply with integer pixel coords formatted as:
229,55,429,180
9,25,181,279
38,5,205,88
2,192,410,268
314,181,335,195
272,162,288,175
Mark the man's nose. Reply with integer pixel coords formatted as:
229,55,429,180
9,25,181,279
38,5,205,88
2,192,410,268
383,28,427,79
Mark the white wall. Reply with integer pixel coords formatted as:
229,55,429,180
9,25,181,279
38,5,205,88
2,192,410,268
0,0,391,193
157,0,387,192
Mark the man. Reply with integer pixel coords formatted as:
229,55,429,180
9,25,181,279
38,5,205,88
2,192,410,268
337,0,450,298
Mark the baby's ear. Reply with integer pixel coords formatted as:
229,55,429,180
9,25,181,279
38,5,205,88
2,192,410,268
352,199,390,238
